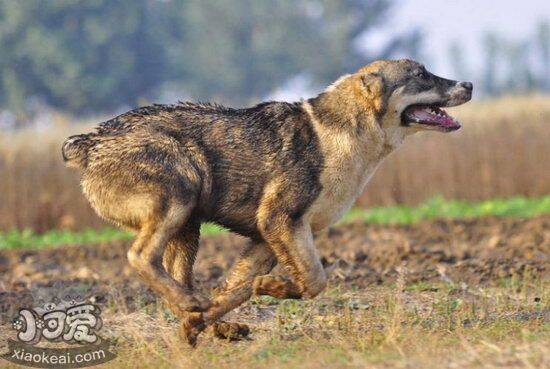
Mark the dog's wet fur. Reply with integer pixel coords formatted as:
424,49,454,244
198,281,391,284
62,59,472,344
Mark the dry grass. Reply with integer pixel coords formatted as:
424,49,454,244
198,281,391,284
85,275,550,369
0,95,549,231
4,273,547,369
360,95,550,206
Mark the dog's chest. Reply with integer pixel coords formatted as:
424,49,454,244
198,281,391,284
307,133,383,231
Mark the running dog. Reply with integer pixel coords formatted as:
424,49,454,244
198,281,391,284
62,59,472,344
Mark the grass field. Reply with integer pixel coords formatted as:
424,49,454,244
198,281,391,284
1,196,548,249
92,279,550,369
1,203,548,368
1,230,548,369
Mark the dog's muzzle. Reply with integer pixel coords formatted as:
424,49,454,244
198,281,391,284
446,81,473,107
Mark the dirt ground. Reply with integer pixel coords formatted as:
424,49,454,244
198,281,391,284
0,216,549,368
0,216,548,316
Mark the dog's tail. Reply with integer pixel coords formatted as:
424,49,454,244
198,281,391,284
61,134,93,169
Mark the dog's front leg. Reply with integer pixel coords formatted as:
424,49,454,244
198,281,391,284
254,217,327,299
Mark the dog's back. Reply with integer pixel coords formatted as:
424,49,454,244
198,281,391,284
62,101,323,237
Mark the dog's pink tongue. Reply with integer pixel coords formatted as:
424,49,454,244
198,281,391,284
406,106,458,127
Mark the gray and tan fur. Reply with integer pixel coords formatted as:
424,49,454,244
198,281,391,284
62,59,472,344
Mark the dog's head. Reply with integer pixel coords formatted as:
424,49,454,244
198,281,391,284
324,59,472,135
359,59,472,133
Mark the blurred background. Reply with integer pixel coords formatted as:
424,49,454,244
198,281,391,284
0,0,549,232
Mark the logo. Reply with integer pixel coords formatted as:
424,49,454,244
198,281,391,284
1,282,116,368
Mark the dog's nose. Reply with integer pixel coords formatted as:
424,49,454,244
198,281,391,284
459,81,473,91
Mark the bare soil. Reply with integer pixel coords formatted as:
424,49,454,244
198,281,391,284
0,216,548,319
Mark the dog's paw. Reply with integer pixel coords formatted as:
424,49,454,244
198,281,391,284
178,312,206,347
253,275,302,299
211,321,250,341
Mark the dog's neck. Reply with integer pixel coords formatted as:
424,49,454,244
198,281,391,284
306,89,379,132
305,91,403,158
302,96,394,230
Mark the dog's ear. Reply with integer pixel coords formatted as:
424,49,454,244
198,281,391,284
359,73,386,113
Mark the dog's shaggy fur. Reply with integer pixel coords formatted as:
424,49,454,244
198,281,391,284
63,59,472,344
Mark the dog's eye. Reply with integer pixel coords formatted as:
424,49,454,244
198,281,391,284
413,69,428,79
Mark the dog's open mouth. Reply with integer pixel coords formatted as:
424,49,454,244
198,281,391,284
401,104,461,131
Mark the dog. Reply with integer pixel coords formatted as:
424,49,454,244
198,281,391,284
62,59,472,344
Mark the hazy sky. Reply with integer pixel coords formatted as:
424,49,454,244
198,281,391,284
272,0,550,101
364,0,550,76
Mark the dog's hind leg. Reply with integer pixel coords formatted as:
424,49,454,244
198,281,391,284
179,241,276,345
162,219,211,313
127,202,209,316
